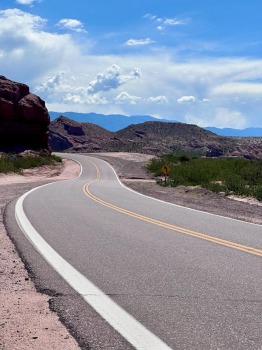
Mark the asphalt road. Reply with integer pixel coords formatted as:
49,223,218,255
8,153,262,349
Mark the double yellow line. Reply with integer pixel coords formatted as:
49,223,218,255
83,162,262,258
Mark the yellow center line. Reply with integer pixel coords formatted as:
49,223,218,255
83,162,262,258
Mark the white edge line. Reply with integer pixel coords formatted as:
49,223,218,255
92,156,262,228
15,181,172,350
53,152,83,179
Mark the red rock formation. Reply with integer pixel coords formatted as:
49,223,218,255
0,76,50,152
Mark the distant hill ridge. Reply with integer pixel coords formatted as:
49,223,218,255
49,116,262,159
49,111,262,136
49,111,171,132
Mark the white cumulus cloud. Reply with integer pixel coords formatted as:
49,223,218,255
0,9,84,82
177,95,196,104
64,92,108,105
87,64,142,94
114,92,141,105
35,72,67,97
148,96,168,104
57,18,87,33
125,38,155,46
0,8,46,33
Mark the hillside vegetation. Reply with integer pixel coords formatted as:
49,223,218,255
147,154,262,201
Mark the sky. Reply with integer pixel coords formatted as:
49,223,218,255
1,0,262,128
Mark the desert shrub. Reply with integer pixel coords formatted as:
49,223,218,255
0,153,62,173
205,182,226,193
224,175,248,196
0,155,16,173
179,155,190,162
147,155,262,200
254,187,262,201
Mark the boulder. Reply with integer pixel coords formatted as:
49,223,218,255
0,76,50,152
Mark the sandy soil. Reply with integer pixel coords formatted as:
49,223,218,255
1,153,261,350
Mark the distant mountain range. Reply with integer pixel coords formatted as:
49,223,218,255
205,127,262,137
49,111,262,137
49,111,172,132
49,116,262,159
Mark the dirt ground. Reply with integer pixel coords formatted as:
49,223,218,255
0,159,81,350
0,152,261,350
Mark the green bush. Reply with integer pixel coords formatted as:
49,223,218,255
224,175,248,196
147,155,262,201
254,187,262,201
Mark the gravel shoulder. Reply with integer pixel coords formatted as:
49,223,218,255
1,152,261,350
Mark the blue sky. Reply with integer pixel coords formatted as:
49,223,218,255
1,0,262,128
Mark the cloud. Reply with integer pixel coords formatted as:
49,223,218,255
64,92,108,105
87,64,142,94
148,96,168,104
185,108,247,129
35,72,67,98
125,38,155,46
114,92,141,105
1,8,262,127
163,18,188,26
35,65,143,106
211,82,262,96
0,8,92,85
0,8,46,32
177,95,196,104
36,72,111,105
143,13,157,20
16,0,41,5
144,13,188,31
57,18,87,33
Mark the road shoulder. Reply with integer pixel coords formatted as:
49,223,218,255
0,159,81,350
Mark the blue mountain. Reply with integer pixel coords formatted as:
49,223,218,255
205,127,262,137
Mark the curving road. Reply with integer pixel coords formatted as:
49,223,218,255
9,153,262,349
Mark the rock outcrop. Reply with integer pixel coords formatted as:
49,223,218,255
49,116,113,152
0,76,50,152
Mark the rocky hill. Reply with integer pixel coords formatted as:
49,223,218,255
49,116,113,152
49,116,262,158
0,76,50,152
49,111,169,132
49,111,262,137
